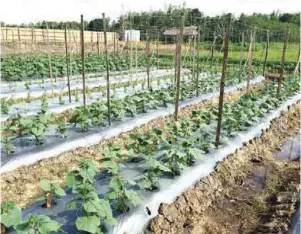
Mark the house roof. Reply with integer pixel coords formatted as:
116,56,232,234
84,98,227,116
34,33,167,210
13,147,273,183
163,26,198,36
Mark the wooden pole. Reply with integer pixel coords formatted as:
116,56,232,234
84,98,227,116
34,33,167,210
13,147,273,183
239,32,244,75
215,13,232,148
246,27,256,92
174,15,185,121
65,25,72,103
46,23,54,95
262,30,269,76
196,28,200,97
103,13,111,126
113,30,116,65
294,47,300,74
156,31,159,70
210,34,217,69
97,32,100,55
146,30,151,89
277,26,290,98
192,33,196,82
80,14,86,107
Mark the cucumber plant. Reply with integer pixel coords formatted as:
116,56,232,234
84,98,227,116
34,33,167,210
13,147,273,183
66,160,116,234
105,172,141,212
0,201,22,234
15,214,62,234
37,180,66,208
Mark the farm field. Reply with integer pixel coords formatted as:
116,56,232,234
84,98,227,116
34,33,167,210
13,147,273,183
0,4,300,234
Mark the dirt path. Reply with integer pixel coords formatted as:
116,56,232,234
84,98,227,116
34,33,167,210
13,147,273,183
148,103,300,234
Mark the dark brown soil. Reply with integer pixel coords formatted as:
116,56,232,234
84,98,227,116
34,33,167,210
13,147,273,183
148,103,300,234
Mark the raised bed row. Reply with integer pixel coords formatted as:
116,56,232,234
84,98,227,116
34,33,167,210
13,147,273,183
1,76,299,234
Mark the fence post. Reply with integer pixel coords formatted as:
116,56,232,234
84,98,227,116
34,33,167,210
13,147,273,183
46,23,54,95
239,32,244,76
262,30,269,76
215,13,232,148
146,30,151,89
103,13,111,125
65,25,72,103
80,14,86,107
174,15,185,121
157,31,159,70
294,47,300,74
246,27,256,92
97,32,100,55
196,27,200,97
277,26,290,98
210,34,217,69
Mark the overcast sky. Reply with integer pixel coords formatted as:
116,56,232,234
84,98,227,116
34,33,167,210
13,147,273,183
1,0,300,24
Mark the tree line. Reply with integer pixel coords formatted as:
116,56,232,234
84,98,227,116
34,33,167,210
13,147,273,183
2,6,300,42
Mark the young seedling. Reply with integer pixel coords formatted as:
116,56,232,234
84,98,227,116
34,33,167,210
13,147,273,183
40,95,49,114
1,135,15,155
75,88,80,102
58,92,65,105
57,118,67,138
15,214,62,234
38,179,66,208
105,173,141,212
1,99,9,115
69,106,90,132
66,160,116,233
139,156,171,191
0,201,22,233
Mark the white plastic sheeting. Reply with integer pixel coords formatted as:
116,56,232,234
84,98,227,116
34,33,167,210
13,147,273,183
1,69,189,99
0,76,264,174
112,93,300,234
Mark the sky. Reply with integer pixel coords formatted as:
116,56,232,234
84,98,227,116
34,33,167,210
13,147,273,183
1,0,300,24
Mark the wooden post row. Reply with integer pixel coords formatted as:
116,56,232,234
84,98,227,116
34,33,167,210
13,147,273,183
277,26,290,98
174,15,185,121
215,13,232,148
80,14,86,107
103,13,111,126
64,25,72,103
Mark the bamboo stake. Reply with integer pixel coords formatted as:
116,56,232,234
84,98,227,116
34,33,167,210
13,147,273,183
210,34,217,69
192,33,196,81
65,25,71,103
262,30,269,76
215,13,232,148
80,14,86,107
174,15,185,121
294,46,300,74
157,31,159,70
146,30,151,89
46,23,54,95
246,27,256,92
277,26,290,98
196,28,200,97
97,32,100,54
239,32,244,76
103,13,111,125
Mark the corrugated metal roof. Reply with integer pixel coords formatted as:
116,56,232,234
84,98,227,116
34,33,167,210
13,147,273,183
163,26,198,36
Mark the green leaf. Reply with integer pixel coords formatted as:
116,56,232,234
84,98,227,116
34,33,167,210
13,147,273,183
66,172,82,187
76,216,100,234
52,183,66,197
0,201,22,227
124,189,141,206
99,199,114,220
83,199,102,216
39,180,51,192
37,215,62,234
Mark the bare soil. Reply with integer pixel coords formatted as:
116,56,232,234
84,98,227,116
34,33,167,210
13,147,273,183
148,103,300,234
